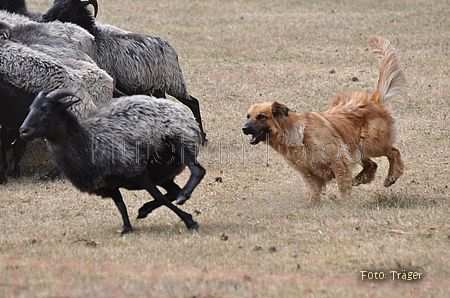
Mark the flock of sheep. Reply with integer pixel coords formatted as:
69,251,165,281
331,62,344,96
0,0,207,233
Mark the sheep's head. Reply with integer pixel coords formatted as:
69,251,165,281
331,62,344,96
43,0,98,23
20,89,80,142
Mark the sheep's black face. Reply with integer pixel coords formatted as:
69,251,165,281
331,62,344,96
43,0,98,23
19,94,57,142
42,0,71,22
20,89,79,142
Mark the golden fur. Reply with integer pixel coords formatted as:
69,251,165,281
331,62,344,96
242,36,406,204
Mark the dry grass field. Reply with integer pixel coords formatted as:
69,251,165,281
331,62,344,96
1,0,450,296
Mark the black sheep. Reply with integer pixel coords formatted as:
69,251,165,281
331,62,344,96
0,79,35,183
20,89,206,234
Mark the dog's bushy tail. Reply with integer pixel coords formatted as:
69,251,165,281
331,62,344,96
367,35,406,106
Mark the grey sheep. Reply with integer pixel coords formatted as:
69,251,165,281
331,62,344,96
42,0,207,144
0,11,97,62
0,36,113,118
0,33,113,180
19,89,206,234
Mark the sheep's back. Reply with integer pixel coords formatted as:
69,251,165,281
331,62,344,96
94,24,189,97
84,96,201,145
80,96,201,181
10,21,97,62
0,41,99,118
0,10,31,24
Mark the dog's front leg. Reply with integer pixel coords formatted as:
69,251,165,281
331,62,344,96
353,158,378,186
331,162,352,200
303,172,325,205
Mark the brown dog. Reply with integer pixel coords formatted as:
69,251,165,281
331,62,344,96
242,36,406,204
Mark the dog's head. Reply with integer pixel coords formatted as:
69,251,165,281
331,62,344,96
242,101,291,145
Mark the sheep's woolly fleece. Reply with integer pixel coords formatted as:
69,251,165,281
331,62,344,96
0,40,113,117
50,95,202,192
0,11,96,60
94,23,190,98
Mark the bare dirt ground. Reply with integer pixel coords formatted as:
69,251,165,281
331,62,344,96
1,0,449,296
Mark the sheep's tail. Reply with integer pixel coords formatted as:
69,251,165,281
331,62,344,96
367,35,406,106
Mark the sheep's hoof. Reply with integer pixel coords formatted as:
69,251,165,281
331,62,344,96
187,221,199,231
117,226,133,234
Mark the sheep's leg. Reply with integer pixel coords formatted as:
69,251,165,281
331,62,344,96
174,143,206,205
1,127,9,170
10,136,26,178
108,188,133,234
0,163,5,184
0,129,25,178
0,153,5,184
132,174,198,230
176,95,207,145
0,128,6,184
137,180,181,219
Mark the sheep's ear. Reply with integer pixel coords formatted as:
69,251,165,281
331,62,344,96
85,0,98,18
271,101,290,119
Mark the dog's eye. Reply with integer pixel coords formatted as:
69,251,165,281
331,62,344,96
256,114,266,121
246,114,250,119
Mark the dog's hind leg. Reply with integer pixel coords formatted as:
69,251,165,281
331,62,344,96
384,147,404,187
353,158,378,186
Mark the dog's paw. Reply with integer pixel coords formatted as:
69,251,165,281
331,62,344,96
328,194,338,202
352,178,362,186
306,198,321,207
384,177,397,187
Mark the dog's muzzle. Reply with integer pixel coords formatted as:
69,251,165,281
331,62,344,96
242,123,268,145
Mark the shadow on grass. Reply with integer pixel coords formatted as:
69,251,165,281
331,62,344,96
132,220,269,237
362,192,441,209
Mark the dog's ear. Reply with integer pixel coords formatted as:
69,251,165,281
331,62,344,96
271,101,290,119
